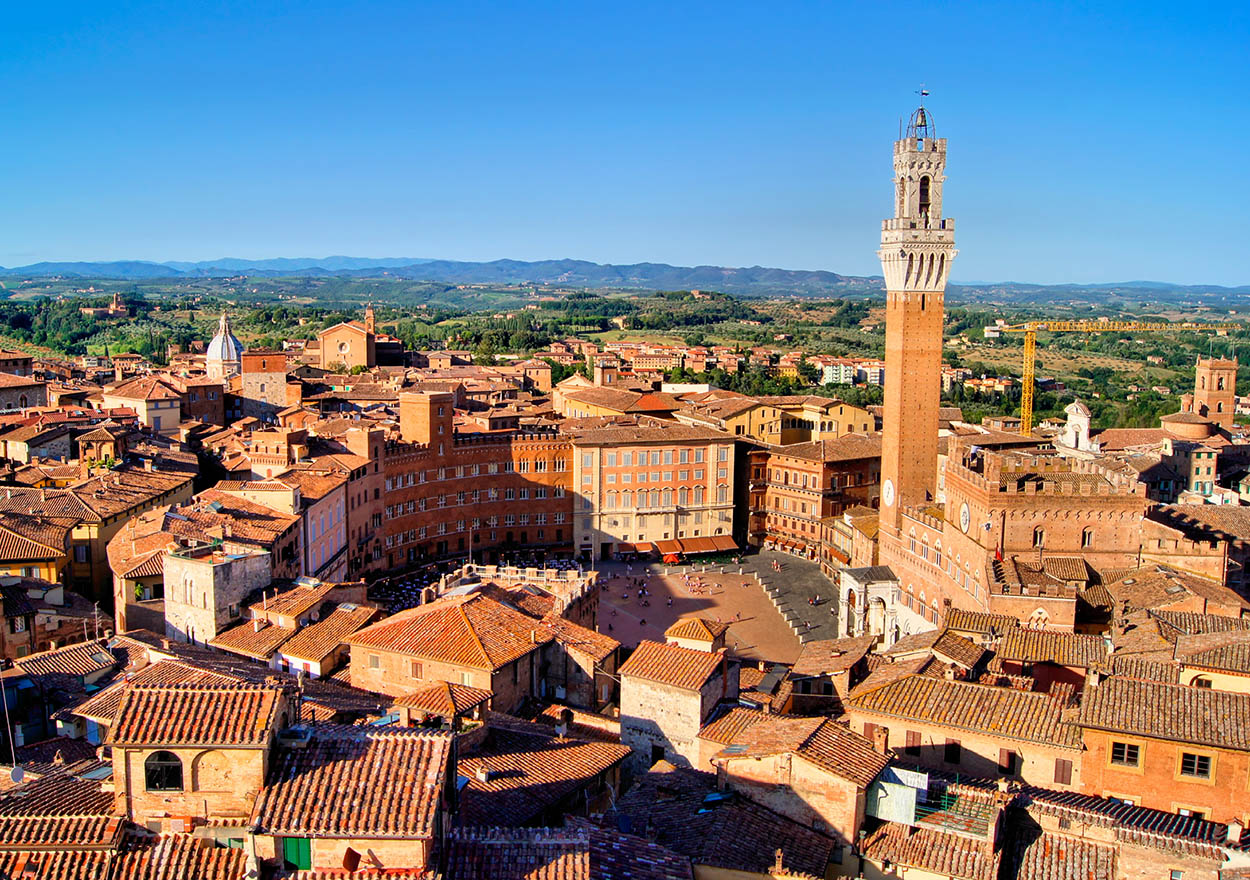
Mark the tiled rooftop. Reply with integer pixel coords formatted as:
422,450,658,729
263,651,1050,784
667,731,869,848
252,725,452,838
618,641,724,691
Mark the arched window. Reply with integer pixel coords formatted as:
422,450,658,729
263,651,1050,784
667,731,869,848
1191,676,1213,689
145,751,183,791
1033,527,1045,548
694,486,704,505
1217,402,1224,413
918,176,931,217
662,488,673,507
605,492,616,510
621,490,632,509
1201,376,1207,390
17,395,27,409
1082,527,1094,548
649,490,660,508
678,487,688,506
1218,376,1226,390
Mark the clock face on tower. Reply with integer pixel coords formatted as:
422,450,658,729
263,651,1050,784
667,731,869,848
959,502,971,534
882,479,895,508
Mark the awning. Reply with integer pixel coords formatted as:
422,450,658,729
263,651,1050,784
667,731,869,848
655,539,683,555
829,547,851,564
617,543,638,553
635,542,654,553
710,535,738,552
681,537,719,555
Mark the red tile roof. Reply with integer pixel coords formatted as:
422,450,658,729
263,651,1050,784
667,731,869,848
861,823,999,880
109,683,285,747
252,725,452,839
618,641,724,691
848,675,1081,748
457,722,631,827
1078,676,1250,751
394,681,493,716
348,594,553,671
664,617,730,642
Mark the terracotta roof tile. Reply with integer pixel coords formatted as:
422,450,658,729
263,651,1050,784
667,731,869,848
849,675,1081,748
277,603,378,662
663,617,730,642
790,634,875,677
110,832,250,880
0,764,120,849
394,681,493,716
252,725,452,838
348,594,553,671
16,640,118,680
999,629,1110,669
542,614,619,663
618,641,724,691
109,683,285,747
861,823,998,880
0,850,113,879
1001,823,1116,880
457,723,631,827
446,823,694,880
945,608,1019,636
605,762,834,877
208,619,295,661
1078,676,1250,751
1174,628,1250,674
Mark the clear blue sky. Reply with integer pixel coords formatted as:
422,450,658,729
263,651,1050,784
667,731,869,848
3,1,1247,285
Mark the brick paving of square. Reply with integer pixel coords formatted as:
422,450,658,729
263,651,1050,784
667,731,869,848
593,561,806,665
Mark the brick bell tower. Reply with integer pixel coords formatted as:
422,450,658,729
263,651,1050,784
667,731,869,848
878,101,957,535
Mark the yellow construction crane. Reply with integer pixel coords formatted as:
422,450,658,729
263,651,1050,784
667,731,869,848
999,320,1240,436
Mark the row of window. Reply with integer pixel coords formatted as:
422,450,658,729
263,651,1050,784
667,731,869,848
384,459,568,490
602,448,708,467
603,486,728,509
385,486,565,518
1110,741,1213,779
384,513,568,546
602,469,707,484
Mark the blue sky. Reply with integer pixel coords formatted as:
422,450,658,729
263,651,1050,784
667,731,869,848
2,1,1247,285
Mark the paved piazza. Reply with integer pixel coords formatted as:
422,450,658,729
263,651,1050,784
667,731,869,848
593,551,840,665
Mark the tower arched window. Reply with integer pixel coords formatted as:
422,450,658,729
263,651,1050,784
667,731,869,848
918,176,931,218
1033,527,1045,548
145,751,183,791
1201,376,1207,390
1218,376,1226,390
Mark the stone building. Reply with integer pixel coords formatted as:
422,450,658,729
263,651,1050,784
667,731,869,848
618,639,738,773
161,543,272,644
239,350,291,422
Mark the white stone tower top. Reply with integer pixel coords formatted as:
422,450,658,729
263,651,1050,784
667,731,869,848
877,104,958,293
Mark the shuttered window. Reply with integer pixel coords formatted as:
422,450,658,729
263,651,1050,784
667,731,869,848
1054,759,1073,785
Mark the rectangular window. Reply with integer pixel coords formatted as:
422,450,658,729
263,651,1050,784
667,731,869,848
944,739,961,764
1179,753,1211,778
862,722,877,743
1054,758,1073,786
369,654,380,669
410,661,422,679
1110,742,1140,767
905,731,921,755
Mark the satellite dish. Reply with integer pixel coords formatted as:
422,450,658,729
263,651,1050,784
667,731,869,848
9,766,24,784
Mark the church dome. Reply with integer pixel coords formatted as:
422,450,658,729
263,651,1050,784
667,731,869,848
206,313,244,368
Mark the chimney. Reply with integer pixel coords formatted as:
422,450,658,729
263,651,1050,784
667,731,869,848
252,618,263,633
1227,821,1244,844
872,725,889,754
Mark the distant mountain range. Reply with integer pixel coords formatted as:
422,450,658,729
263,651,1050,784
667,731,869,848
0,256,1246,302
